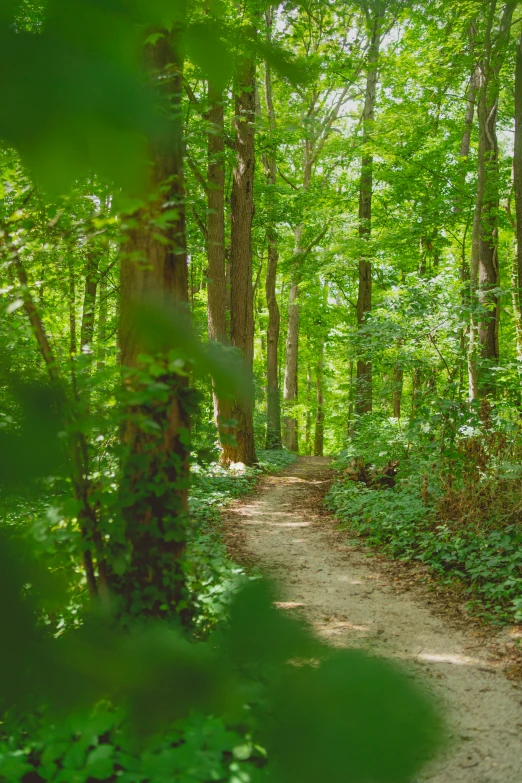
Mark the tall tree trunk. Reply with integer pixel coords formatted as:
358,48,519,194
207,81,234,454
283,278,299,451
457,47,480,394
460,68,480,157
119,29,190,617
68,257,77,356
263,11,282,450
265,225,281,448
97,274,107,371
313,345,325,457
347,358,355,436
355,10,382,415
512,31,522,399
305,363,312,454
80,254,99,353
228,46,257,465
469,1,517,399
392,356,403,419
392,366,403,419
514,32,522,316
283,133,313,452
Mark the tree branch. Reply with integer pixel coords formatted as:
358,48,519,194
185,153,208,192
277,167,299,190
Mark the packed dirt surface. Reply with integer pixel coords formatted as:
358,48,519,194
224,456,522,783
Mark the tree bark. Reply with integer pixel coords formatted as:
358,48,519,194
119,29,190,617
355,8,382,415
97,274,107,371
227,46,257,465
313,346,325,457
469,1,517,399
392,362,403,419
207,81,234,455
80,254,99,353
514,32,522,315
263,11,282,450
68,257,77,356
305,363,312,454
265,225,281,448
283,278,299,451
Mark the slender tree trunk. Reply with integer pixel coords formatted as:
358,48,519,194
514,32,522,315
457,49,480,394
355,10,382,415
3,233,103,598
469,1,516,399
119,29,190,616
411,368,421,418
510,249,522,358
263,12,282,450
97,274,107,371
207,81,234,455
305,363,312,454
459,61,480,161
347,358,355,436
313,345,325,457
265,226,282,448
283,133,313,452
228,45,257,466
392,362,403,419
68,258,77,356
283,278,299,451
80,254,99,353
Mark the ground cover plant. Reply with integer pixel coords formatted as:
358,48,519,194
326,413,522,622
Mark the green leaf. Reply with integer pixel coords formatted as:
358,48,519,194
86,744,114,780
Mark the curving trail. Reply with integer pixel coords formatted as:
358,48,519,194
224,456,522,783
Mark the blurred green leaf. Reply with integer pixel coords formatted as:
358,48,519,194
129,300,248,400
185,21,233,91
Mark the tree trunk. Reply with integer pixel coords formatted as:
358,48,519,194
118,29,190,617
305,363,312,454
97,274,107,371
207,81,234,454
227,47,257,466
313,346,325,457
347,358,355,436
3,233,104,598
265,226,281,449
514,32,522,315
459,56,480,162
457,48,480,393
80,254,99,353
68,258,77,356
469,1,516,399
355,10,382,415
392,362,403,419
263,12,282,450
283,278,299,451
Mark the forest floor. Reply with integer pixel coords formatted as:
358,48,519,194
224,456,522,783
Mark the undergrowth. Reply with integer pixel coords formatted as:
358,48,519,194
326,414,522,624
0,449,295,783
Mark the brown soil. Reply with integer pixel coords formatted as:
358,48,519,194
223,456,522,783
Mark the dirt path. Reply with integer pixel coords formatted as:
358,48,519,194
225,456,522,783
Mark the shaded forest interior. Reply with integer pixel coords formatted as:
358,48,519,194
2,1,522,781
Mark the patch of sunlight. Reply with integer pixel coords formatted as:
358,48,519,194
417,652,483,666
